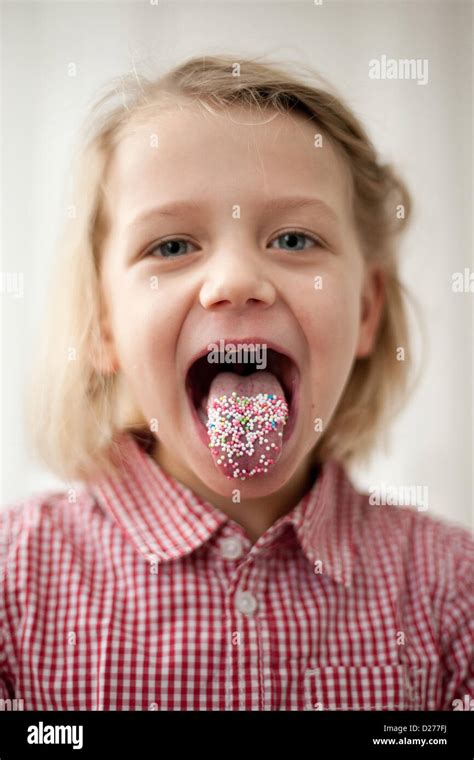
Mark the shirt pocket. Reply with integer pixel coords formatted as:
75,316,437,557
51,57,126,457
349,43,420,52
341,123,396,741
303,664,424,711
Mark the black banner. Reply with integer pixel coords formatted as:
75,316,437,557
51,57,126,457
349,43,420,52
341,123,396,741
0,710,472,758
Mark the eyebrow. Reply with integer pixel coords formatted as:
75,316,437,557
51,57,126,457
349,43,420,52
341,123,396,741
126,196,340,228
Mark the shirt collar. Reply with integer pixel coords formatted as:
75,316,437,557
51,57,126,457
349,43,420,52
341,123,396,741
89,430,358,588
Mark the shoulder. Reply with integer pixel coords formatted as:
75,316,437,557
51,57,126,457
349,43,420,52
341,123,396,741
339,465,473,593
0,487,99,573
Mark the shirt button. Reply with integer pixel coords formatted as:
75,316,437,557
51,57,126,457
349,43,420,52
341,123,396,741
219,536,244,560
235,590,258,616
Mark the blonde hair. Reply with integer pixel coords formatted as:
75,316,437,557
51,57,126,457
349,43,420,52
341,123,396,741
26,53,422,484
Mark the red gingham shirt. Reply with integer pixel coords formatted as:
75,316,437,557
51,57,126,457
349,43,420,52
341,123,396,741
1,431,473,711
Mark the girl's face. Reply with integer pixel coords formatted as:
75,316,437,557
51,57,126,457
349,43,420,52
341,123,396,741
99,104,384,498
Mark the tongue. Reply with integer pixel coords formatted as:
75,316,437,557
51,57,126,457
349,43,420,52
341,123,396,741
205,371,289,480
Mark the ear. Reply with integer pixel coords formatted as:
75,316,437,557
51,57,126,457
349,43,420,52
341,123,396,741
355,264,386,358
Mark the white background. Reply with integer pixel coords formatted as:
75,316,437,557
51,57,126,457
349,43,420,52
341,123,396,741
1,0,472,531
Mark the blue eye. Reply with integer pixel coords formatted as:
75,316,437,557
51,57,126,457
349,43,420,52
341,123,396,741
147,239,196,258
145,230,323,259
270,231,322,252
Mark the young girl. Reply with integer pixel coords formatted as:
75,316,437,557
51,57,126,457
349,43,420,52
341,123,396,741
1,54,472,712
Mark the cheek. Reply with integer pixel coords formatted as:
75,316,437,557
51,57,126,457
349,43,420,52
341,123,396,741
111,291,178,378
296,272,361,372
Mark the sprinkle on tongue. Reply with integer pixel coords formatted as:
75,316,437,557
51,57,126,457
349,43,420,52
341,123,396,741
206,371,289,480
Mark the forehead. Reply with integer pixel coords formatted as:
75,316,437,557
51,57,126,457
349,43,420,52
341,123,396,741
102,104,353,228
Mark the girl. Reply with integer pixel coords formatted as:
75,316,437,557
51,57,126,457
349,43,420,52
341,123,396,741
1,54,472,711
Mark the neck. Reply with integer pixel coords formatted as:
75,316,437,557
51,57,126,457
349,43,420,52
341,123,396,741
151,441,319,544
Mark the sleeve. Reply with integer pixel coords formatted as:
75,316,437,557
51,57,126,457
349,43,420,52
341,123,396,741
0,507,16,701
0,625,14,701
439,528,474,710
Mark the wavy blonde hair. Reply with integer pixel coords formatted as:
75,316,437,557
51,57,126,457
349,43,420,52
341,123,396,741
25,53,422,484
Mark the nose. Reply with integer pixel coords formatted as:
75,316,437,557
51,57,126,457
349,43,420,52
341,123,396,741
199,248,276,311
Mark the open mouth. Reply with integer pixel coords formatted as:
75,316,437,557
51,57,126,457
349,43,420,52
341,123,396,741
185,347,299,433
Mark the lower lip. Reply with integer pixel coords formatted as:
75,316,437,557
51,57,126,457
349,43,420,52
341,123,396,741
187,379,299,451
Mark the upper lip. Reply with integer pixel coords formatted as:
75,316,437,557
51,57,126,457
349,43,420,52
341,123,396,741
184,337,300,377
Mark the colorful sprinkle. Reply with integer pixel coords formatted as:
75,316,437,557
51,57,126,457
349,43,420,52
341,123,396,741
207,392,289,481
